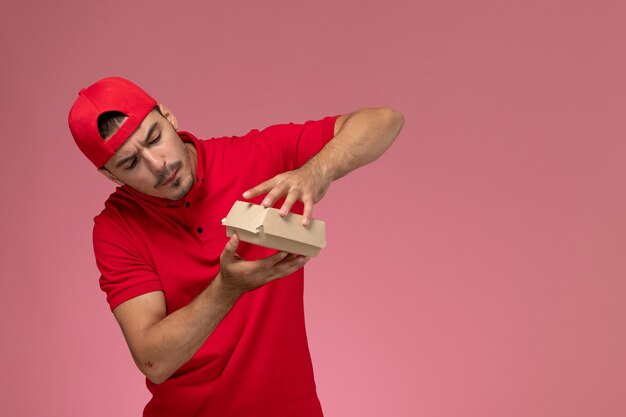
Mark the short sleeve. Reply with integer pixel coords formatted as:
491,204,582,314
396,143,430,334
93,214,163,311
256,114,340,170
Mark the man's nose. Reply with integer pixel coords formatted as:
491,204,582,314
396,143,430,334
143,150,164,173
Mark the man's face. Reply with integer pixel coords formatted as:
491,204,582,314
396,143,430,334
100,106,197,201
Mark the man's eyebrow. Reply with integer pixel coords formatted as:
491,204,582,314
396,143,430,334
143,122,158,143
114,123,158,168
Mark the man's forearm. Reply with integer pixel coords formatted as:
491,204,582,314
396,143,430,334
305,107,404,182
137,275,238,384
120,236,303,384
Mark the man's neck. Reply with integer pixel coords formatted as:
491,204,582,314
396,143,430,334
184,142,199,182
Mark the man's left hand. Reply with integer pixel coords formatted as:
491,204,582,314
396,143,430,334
242,164,331,226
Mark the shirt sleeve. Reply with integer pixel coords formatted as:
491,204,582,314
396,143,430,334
255,114,341,170
93,212,163,311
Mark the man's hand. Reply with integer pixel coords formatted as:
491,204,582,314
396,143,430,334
217,233,309,299
242,107,404,225
241,163,331,226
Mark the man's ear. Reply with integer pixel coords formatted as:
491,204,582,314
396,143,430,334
98,168,124,186
157,103,179,130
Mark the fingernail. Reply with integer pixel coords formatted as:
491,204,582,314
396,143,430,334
280,251,287,258
263,199,271,206
303,218,310,226
280,209,287,215
242,191,250,198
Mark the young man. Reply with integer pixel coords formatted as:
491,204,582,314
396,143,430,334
68,76,404,416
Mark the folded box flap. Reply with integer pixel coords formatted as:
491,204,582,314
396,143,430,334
222,201,267,234
263,209,326,248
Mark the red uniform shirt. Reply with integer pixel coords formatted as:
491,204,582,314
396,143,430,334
93,115,339,417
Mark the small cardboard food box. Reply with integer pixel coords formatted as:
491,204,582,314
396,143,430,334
221,200,326,257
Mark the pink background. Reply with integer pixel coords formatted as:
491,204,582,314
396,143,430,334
1,0,625,416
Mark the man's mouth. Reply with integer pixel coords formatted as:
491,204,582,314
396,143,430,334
160,167,179,187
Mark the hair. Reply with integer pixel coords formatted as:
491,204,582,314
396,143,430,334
97,106,163,140
97,111,127,139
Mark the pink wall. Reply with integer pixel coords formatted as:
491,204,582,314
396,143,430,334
2,0,625,416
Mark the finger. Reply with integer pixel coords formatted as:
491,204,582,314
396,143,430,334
237,251,289,276
302,195,314,226
242,178,274,200
255,250,289,268
220,233,239,263
273,253,299,264
273,254,308,269
262,185,288,208
279,192,299,216
273,252,300,265
268,255,310,279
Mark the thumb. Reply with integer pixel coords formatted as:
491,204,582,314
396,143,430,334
221,233,239,263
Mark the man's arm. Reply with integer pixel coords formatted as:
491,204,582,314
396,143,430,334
112,234,308,384
242,107,405,224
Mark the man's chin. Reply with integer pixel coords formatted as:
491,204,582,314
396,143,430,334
168,177,195,201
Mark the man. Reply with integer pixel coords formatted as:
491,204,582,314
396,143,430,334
68,76,404,416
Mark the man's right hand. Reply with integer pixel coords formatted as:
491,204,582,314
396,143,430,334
216,233,309,299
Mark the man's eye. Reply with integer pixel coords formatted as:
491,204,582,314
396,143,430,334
149,134,161,145
126,158,137,170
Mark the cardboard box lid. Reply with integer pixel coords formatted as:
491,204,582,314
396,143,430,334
222,201,326,249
